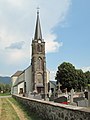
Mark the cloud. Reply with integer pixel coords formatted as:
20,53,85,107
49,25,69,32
50,70,57,81
45,34,63,53
0,0,72,75
0,0,71,51
82,67,90,72
6,41,25,50
7,0,24,8
8,50,25,63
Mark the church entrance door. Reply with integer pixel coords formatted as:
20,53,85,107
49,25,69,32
37,87,44,93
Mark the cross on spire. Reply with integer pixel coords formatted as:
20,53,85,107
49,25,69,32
37,7,40,15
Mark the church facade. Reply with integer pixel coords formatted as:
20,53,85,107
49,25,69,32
11,10,50,99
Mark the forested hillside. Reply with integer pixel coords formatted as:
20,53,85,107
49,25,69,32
0,76,11,84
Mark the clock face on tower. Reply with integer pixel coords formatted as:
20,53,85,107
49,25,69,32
38,40,41,43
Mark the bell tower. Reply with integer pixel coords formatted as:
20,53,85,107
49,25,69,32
31,9,47,99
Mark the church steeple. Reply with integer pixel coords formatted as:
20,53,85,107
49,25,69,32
34,8,42,40
31,9,47,100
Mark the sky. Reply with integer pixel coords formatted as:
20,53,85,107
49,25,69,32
0,0,90,80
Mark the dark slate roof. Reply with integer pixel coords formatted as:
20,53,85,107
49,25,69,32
50,80,57,86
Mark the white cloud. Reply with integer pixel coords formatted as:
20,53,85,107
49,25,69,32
6,41,25,50
45,34,63,53
8,50,25,64
82,67,90,72
7,0,24,8
50,70,57,81
0,0,72,75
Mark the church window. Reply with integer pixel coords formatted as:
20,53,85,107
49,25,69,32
37,73,43,84
38,44,42,52
37,57,43,70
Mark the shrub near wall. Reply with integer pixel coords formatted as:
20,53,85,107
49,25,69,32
12,95,90,120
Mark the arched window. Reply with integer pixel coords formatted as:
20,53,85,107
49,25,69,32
37,73,43,84
38,44,42,52
37,57,43,70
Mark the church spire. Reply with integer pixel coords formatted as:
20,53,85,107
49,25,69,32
34,8,42,40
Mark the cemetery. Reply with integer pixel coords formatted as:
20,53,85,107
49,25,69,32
48,84,90,108
17,80,90,108
12,85,90,120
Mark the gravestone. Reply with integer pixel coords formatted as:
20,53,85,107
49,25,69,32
73,97,85,103
54,96,67,103
77,99,88,107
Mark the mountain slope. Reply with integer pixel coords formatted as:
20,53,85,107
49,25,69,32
0,76,11,84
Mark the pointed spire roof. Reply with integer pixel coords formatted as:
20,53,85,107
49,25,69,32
34,8,42,40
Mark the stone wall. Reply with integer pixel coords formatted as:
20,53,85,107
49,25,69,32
12,95,90,120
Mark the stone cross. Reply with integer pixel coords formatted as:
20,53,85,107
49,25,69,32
70,88,74,103
49,89,52,97
58,83,62,94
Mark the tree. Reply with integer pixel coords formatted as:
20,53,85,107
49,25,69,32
55,62,89,92
0,83,11,93
55,62,77,91
84,71,90,84
4,84,11,93
0,83,5,91
76,69,87,91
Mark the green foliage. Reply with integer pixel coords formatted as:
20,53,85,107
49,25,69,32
84,71,90,84
0,93,11,96
55,62,88,91
76,69,87,90
0,83,11,93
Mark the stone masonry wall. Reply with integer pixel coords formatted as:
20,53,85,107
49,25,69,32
12,95,90,120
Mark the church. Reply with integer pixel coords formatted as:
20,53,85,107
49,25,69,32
11,10,50,99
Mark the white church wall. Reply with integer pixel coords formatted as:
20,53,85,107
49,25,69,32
18,82,24,94
18,71,25,83
11,76,18,94
25,66,32,94
11,76,18,86
13,86,18,94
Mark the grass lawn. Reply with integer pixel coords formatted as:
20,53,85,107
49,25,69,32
0,98,19,120
0,93,11,96
0,97,41,120
9,97,41,120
